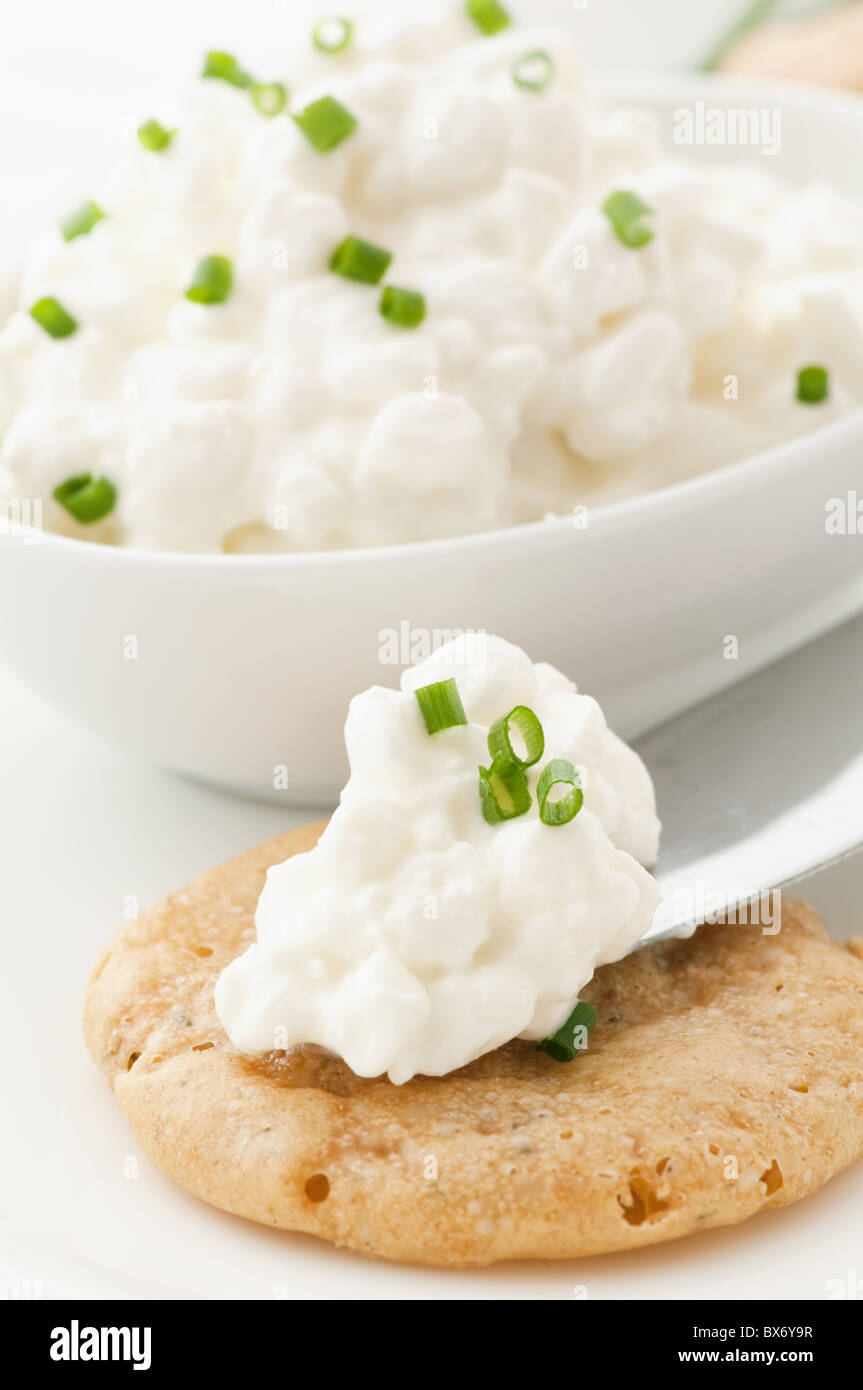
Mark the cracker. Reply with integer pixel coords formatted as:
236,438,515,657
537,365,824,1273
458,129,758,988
84,824,863,1267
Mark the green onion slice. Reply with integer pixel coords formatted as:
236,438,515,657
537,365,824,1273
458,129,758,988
487,705,544,769
202,51,252,89
415,678,467,735
479,756,531,824
380,285,426,329
512,50,555,93
185,255,233,305
53,473,116,524
602,190,654,249
537,758,583,827
292,94,358,152
466,0,511,37
30,297,78,339
331,235,392,286
137,118,176,152
538,1000,598,1062
312,16,354,54
251,81,288,117
61,200,105,242
797,365,829,405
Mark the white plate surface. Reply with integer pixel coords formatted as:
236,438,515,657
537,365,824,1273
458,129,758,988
2,666,862,1301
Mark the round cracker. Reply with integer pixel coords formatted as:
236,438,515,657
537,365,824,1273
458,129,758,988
84,823,863,1267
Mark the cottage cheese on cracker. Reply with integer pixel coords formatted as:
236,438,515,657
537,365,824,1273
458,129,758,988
215,635,661,1082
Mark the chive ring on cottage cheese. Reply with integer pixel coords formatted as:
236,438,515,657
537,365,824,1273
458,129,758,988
1,1,858,552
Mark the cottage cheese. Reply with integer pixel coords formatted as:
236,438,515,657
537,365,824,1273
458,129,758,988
215,634,661,1083
3,3,863,551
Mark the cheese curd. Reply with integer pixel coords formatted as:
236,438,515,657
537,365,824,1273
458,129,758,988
3,3,863,551
215,634,662,1083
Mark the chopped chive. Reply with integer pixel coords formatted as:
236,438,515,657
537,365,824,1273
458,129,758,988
512,50,555,93
797,365,829,405
479,756,531,824
415,678,467,735
466,0,511,37
202,50,252,89
380,285,426,329
251,81,288,117
137,118,176,152
487,706,544,770
312,16,354,54
185,255,233,305
53,472,116,524
603,190,654,249
61,199,105,242
292,94,358,152
537,758,583,827
538,1000,598,1062
331,235,392,286
30,297,78,339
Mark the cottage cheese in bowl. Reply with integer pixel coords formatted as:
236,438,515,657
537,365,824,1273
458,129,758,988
215,634,662,1083
3,1,863,553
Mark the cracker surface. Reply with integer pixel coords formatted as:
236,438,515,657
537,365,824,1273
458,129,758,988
84,824,863,1266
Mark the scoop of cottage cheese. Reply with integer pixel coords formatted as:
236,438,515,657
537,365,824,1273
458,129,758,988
5,2,862,551
215,635,661,1083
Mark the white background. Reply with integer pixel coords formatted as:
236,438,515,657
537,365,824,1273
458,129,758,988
2,0,862,1300
1,0,737,245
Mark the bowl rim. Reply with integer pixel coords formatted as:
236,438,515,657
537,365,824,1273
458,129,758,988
9,67,863,572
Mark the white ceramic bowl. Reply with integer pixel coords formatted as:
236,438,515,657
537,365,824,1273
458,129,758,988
3,72,863,805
